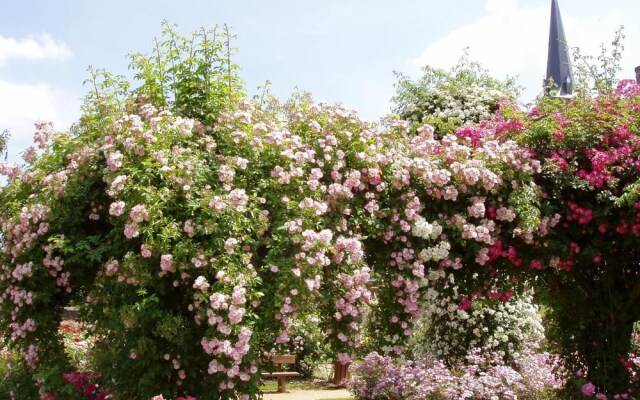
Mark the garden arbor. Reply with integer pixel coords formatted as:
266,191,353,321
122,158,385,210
0,26,543,399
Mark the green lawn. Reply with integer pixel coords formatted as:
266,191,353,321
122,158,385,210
260,378,346,392
260,378,355,399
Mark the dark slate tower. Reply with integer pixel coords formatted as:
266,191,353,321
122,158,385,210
544,0,574,97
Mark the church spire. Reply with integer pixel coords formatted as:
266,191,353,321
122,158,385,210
545,0,574,97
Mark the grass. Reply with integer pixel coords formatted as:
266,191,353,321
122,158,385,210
260,378,344,392
260,378,355,399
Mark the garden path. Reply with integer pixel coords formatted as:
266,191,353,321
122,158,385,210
262,388,352,400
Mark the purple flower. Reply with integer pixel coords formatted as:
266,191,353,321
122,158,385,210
581,382,596,397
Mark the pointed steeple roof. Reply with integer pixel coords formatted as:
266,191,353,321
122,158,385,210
545,0,574,97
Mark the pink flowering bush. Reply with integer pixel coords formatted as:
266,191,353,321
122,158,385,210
1,347,39,399
361,111,545,356
394,42,640,396
493,80,640,396
59,371,110,400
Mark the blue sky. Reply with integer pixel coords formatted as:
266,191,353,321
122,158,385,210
1,0,639,162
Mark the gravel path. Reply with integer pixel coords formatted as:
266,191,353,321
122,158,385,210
262,388,352,400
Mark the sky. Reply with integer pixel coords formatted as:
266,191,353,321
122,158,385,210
1,0,639,163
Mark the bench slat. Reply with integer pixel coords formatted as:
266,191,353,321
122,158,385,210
269,354,296,364
262,354,299,393
261,372,300,377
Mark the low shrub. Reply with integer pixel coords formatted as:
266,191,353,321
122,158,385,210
412,285,545,366
348,349,564,400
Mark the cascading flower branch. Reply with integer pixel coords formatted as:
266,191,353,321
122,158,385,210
362,114,547,355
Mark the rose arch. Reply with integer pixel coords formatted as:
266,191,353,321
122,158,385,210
0,25,544,399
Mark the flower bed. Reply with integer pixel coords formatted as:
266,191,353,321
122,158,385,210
348,350,564,400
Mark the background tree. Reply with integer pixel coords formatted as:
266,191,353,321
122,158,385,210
391,51,521,136
0,129,8,160
570,27,625,96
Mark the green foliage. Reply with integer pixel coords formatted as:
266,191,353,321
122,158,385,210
0,129,8,160
271,313,331,378
0,350,40,399
128,20,244,124
509,184,542,233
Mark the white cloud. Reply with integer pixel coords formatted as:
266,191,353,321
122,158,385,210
411,0,637,103
411,1,547,104
484,0,519,14
0,80,78,162
0,33,72,66
0,33,76,161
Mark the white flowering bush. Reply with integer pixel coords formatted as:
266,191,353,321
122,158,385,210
408,85,506,127
392,53,520,136
412,285,545,365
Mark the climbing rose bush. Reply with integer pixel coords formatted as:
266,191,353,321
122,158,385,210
0,25,558,399
495,80,640,396
363,111,546,355
0,90,545,399
1,87,391,398
0,101,548,399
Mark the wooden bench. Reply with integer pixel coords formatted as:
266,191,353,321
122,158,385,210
261,354,301,393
